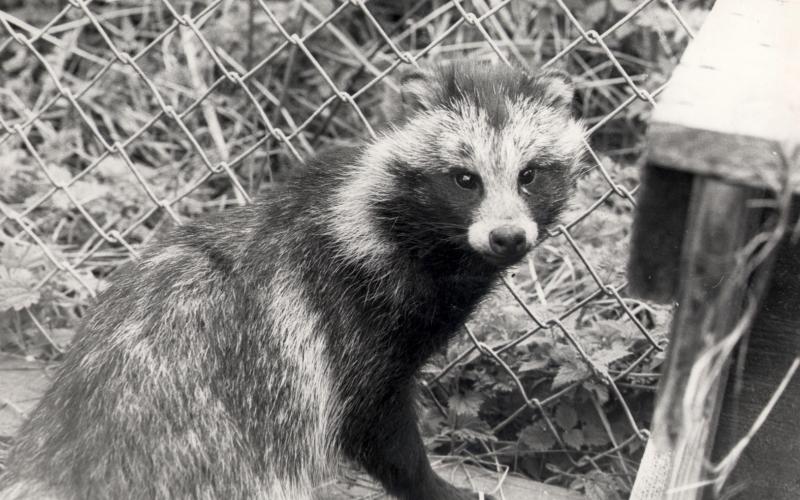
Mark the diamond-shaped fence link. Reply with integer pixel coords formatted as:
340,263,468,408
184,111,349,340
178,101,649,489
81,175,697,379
0,0,705,494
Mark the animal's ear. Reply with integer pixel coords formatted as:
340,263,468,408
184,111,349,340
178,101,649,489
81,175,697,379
398,67,435,113
534,69,575,108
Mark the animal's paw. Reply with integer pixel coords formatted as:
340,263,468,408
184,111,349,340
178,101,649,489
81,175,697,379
451,487,497,500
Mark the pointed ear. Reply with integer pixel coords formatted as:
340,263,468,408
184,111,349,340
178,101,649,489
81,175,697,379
535,69,575,108
398,67,435,113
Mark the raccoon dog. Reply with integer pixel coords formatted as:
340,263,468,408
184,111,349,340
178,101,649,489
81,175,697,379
0,61,586,500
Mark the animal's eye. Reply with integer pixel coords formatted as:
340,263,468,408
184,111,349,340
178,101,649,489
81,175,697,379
454,172,480,190
518,167,536,186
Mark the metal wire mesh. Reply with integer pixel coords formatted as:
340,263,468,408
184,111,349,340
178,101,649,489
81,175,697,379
0,0,703,495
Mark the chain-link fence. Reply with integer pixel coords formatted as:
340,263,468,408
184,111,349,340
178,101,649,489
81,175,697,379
0,0,709,497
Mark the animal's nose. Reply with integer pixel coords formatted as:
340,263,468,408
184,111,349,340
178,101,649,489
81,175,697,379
488,225,528,259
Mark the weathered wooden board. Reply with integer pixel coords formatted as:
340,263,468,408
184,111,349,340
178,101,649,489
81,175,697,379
624,0,800,496
647,0,800,192
711,218,800,499
630,179,767,499
631,0,800,302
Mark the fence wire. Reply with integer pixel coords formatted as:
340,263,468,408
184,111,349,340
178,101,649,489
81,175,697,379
0,0,701,495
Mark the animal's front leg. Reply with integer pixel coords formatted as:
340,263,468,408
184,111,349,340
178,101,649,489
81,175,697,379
341,389,494,500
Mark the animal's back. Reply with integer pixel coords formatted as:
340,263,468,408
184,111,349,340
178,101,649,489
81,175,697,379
0,191,338,500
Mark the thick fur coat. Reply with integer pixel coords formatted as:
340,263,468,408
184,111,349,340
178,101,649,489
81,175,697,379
0,62,586,500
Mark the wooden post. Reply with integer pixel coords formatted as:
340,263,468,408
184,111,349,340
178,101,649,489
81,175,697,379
630,178,767,499
628,0,799,496
710,204,800,498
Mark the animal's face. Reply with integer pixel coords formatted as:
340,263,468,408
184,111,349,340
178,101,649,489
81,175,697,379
373,62,586,268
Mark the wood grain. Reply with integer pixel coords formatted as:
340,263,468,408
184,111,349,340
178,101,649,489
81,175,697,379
711,215,800,499
630,179,766,499
647,0,800,192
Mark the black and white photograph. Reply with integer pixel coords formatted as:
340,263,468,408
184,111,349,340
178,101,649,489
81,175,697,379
0,0,796,498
